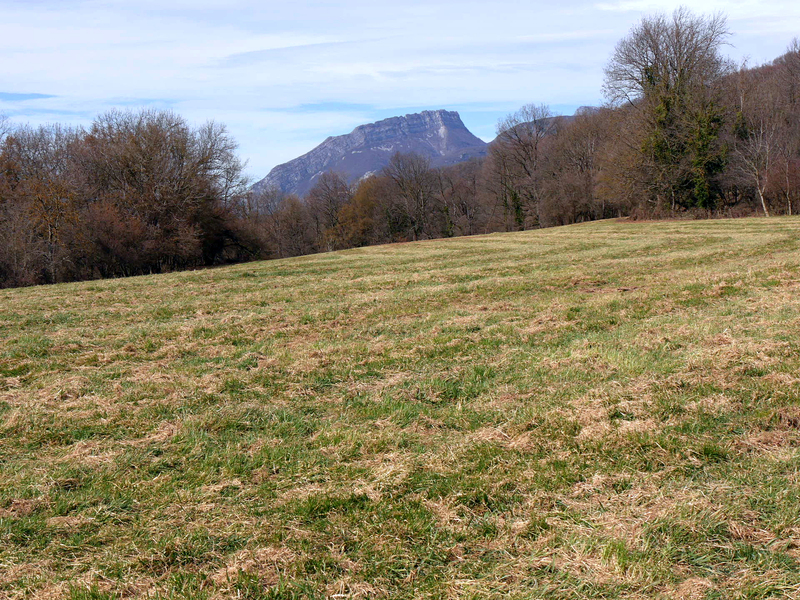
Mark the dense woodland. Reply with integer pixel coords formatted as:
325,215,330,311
2,8,799,288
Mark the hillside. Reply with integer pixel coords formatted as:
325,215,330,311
2,218,800,599
253,110,487,196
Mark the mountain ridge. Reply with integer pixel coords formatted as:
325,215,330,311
253,109,488,196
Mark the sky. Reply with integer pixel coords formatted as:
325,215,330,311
1,0,798,181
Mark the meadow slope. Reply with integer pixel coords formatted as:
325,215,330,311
1,218,800,599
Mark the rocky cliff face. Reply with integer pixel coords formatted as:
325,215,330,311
253,110,487,197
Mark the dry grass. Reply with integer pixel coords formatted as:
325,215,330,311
1,217,800,599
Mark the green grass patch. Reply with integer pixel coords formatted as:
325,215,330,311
1,217,800,598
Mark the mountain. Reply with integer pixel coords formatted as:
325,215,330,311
253,110,488,197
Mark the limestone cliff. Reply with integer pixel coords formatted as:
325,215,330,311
253,110,487,196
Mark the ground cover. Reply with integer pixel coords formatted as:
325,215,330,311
1,217,799,599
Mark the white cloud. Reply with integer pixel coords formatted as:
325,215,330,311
1,0,797,178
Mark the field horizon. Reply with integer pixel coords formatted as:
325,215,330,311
2,217,800,599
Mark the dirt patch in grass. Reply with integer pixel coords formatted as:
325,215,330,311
211,546,297,587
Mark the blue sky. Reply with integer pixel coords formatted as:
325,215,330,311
1,0,798,180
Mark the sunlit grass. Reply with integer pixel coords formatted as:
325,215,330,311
1,217,800,599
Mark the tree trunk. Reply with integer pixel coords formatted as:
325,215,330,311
757,183,770,217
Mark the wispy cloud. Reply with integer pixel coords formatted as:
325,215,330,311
1,0,797,177
219,38,380,67
0,92,56,101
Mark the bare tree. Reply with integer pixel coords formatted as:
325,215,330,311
438,160,486,236
273,196,315,257
384,152,439,241
775,126,800,216
603,7,731,211
541,108,615,225
483,145,523,231
306,171,352,250
604,7,730,106
1,123,83,282
491,104,557,227
331,175,388,249
196,121,250,210
0,115,11,143
74,109,251,270
774,38,800,106
0,200,47,287
732,115,777,217
242,184,285,219
772,39,800,215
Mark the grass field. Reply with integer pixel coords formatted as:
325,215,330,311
1,217,800,599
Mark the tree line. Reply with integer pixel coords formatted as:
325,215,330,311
0,110,264,287
244,9,800,260
2,7,799,287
